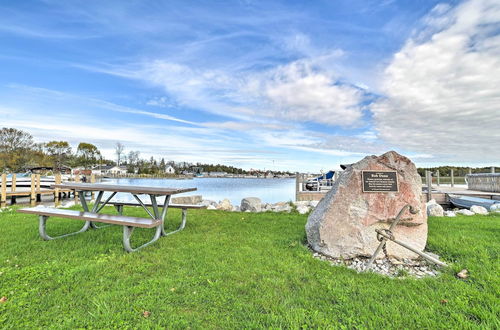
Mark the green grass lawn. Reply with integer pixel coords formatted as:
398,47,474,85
0,206,499,329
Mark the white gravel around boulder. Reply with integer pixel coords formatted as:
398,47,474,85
444,210,456,217
456,209,475,216
312,251,442,278
206,205,217,210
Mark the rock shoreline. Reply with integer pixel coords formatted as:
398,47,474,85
200,197,318,214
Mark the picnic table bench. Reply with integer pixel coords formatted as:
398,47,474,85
17,183,202,252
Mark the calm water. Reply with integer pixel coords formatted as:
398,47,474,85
101,177,295,204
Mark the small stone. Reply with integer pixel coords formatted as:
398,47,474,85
142,311,151,318
206,205,216,210
470,205,488,215
296,205,310,214
444,210,456,217
427,203,444,217
440,299,448,304
456,269,468,279
216,199,233,211
456,209,475,216
0,296,6,303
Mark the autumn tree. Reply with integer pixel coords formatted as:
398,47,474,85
76,142,100,169
0,127,34,171
45,141,72,171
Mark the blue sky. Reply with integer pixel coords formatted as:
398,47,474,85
1,0,499,171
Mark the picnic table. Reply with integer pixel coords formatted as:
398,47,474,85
18,183,201,252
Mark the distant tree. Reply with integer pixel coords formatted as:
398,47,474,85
76,142,100,169
127,150,140,173
0,127,34,171
115,142,125,166
45,141,72,171
159,158,166,173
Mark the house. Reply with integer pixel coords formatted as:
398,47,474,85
165,165,175,174
92,165,127,176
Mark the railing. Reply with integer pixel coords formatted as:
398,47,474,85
466,173,500,193
295,172,340,201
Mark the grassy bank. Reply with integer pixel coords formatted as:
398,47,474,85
0,206,498,328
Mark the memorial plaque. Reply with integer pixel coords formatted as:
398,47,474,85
362,170,398,192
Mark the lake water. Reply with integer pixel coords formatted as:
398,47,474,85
101,177,296,205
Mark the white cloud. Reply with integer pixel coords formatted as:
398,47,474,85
372,0,500,162
262,60,365,126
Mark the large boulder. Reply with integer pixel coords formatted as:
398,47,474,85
171,195,202,204
240,197,262,212
306,151,427,259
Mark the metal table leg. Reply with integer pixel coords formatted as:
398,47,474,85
38,215,91,240
123,224,162,252
79,190,114,229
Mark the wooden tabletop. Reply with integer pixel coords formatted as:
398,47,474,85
52,183,196,195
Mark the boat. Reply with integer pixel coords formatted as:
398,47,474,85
305,170,336,191
448,194,500,210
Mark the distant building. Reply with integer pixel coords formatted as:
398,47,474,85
92,165,127,176
208,171,228,177
165,165,175,174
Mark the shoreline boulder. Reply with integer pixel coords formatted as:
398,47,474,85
306,151,427,259
172,195,202,204
426,200,444,217
216,199,233,211
241,197,262,212
470,205,488,215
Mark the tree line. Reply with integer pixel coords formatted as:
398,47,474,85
0,127,108,172
416,166,496,177
0,127,290,175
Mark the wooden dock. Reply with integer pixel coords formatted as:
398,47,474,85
0,173,91,207
424,184,500,206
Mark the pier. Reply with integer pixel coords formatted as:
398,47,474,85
0,173,95,207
